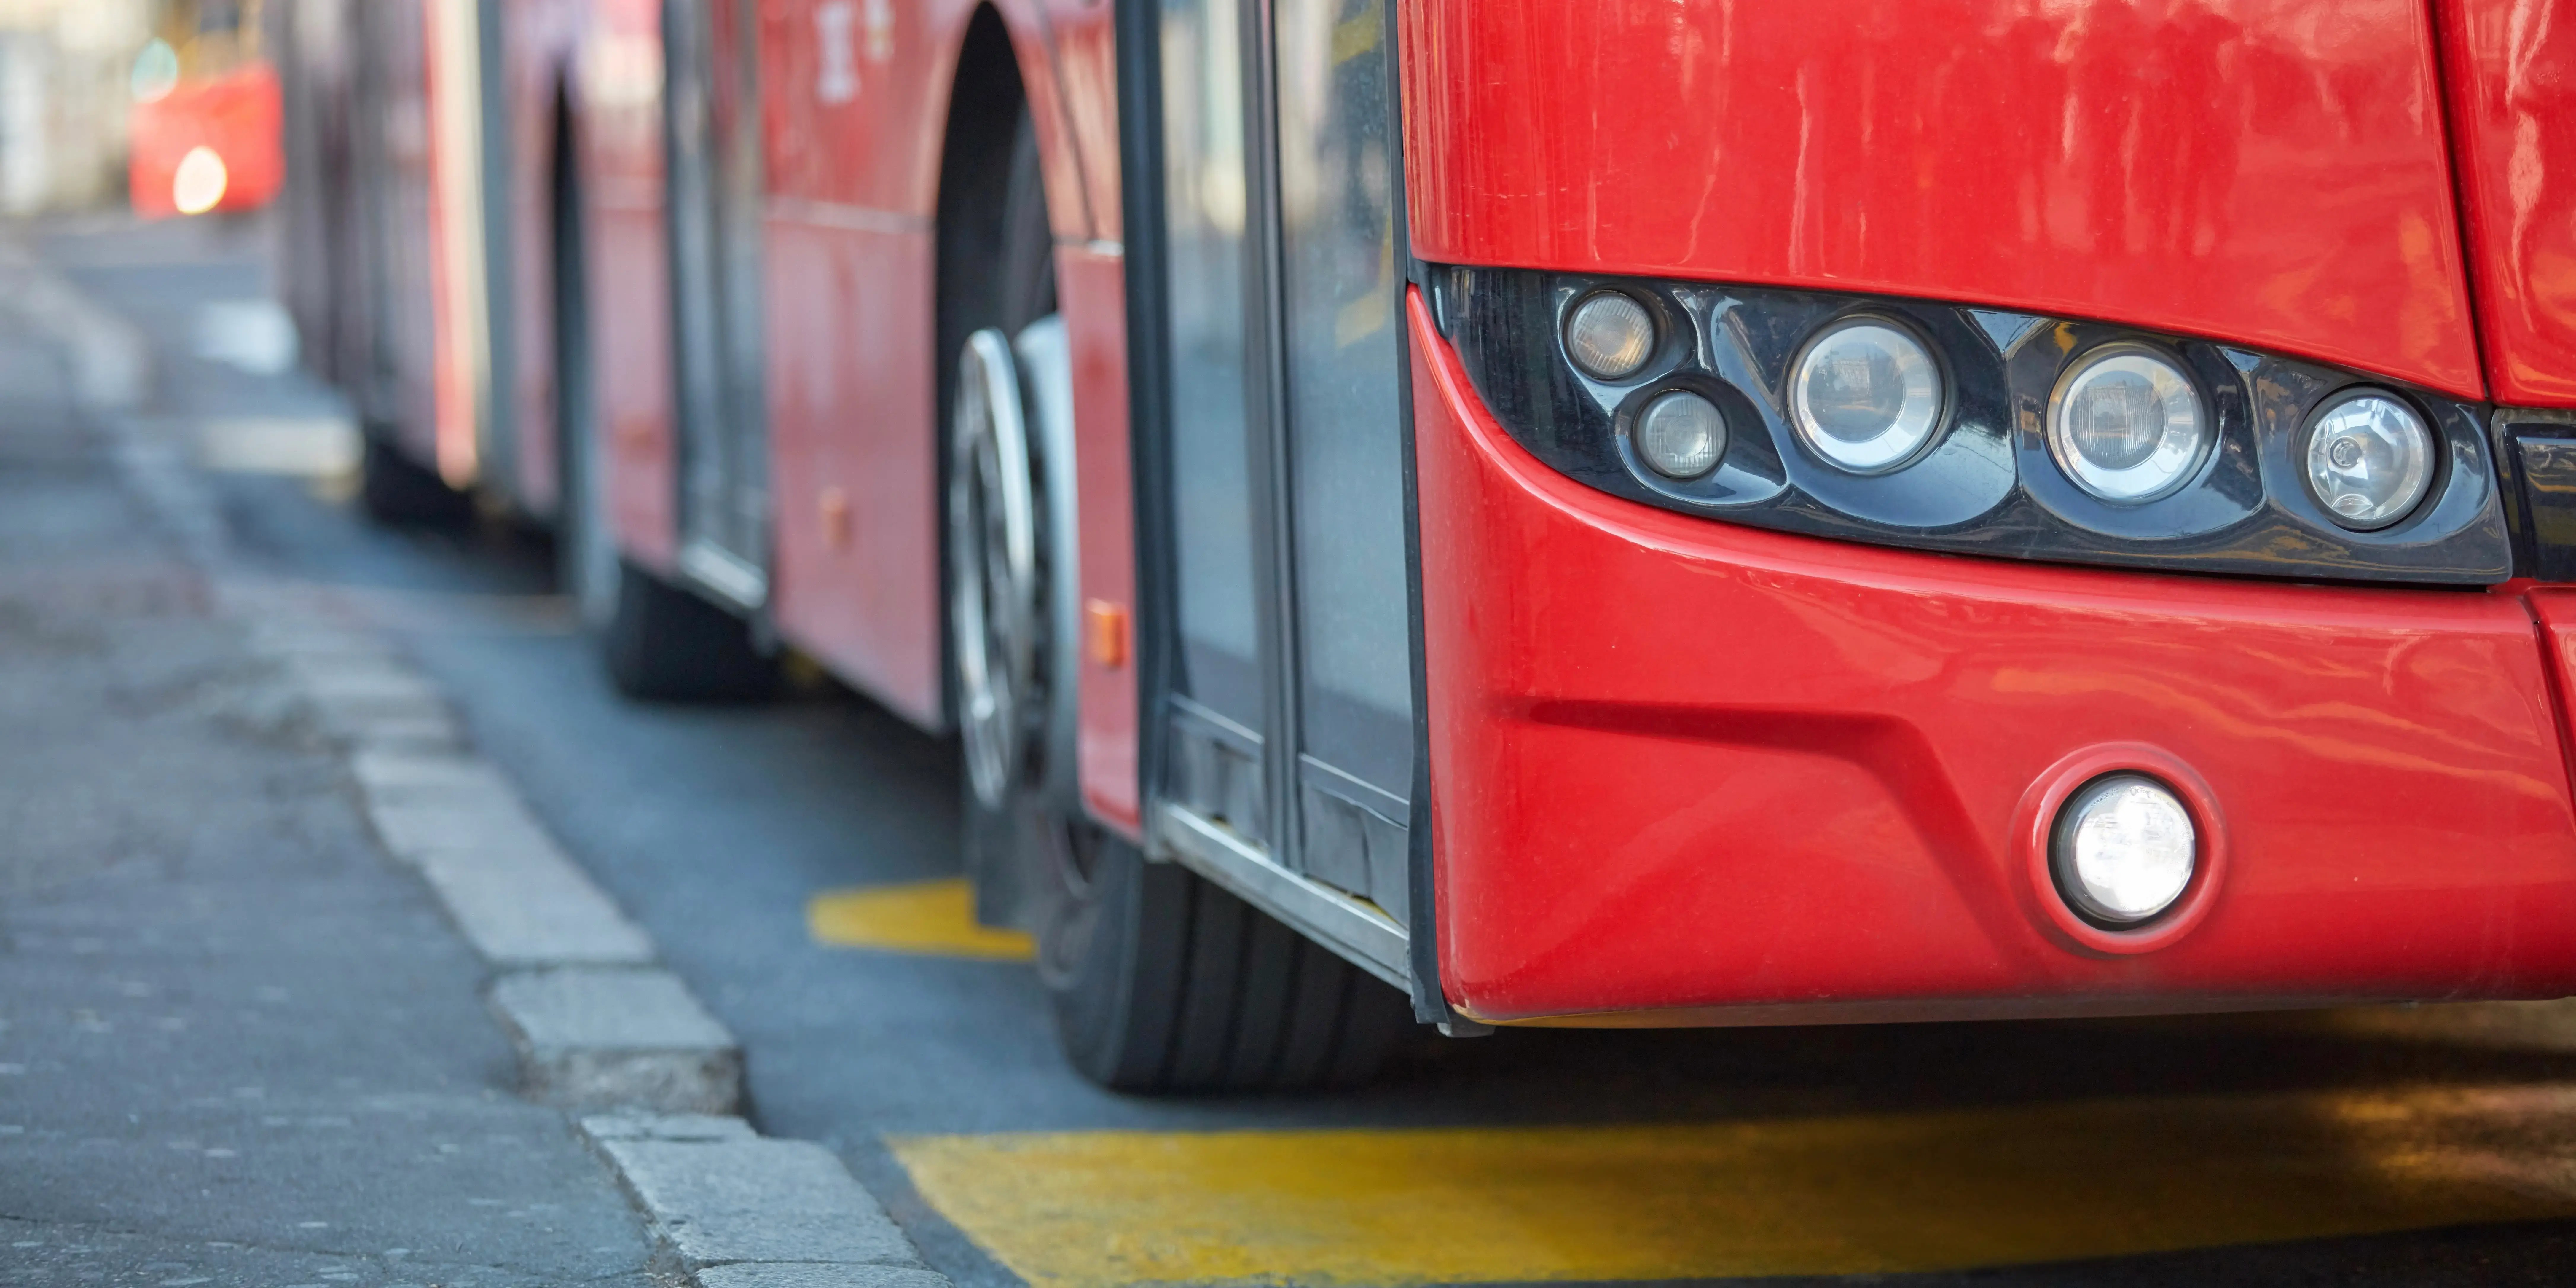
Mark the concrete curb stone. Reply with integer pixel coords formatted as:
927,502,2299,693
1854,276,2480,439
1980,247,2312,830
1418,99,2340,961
581,1115,933,1281
491,968,742,1113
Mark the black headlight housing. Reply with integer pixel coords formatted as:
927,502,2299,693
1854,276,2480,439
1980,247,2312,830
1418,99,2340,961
1432,265,2513,585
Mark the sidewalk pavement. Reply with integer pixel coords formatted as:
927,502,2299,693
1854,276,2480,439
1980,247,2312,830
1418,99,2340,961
0,240,661,1286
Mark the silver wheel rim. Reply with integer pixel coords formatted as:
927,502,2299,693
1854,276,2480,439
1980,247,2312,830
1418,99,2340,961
951,328,1040,809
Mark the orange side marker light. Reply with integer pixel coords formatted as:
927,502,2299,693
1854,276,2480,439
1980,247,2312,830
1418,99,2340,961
1085,599,1129,669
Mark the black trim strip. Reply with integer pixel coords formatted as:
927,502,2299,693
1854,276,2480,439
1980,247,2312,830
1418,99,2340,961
1112,0,1178,836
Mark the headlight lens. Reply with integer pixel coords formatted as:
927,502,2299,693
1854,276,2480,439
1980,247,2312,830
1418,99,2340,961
2303,391,2435,530
173,146,229,216
1634,390,1726,479
1563,291,1656,382
2047,348,2209,502
2052,774,2196,926
1789,319,1944,474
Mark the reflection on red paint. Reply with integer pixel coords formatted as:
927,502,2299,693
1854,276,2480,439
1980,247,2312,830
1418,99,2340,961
2438,0,2576,407
1400,0,2482,396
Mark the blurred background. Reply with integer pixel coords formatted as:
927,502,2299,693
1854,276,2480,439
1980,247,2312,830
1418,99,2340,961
0,0,278,218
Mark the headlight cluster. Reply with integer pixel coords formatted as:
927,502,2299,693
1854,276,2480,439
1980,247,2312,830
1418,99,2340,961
1441,268,2509,584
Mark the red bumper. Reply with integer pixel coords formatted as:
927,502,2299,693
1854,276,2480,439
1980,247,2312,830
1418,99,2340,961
1409,292,2576,1026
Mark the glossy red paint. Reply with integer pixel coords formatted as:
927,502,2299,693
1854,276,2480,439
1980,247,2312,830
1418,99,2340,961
1410,292,2576,1024
1061,245,1140,838
1399,0,2487,399
2434,1,2576,407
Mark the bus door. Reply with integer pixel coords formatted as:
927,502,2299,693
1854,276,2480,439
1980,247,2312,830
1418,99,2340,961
1140,0,1418,950
662,0,771,608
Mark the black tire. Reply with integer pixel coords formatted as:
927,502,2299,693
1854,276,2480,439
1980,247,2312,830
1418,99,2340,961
598,559,773,702
942,103,1411,1093
358,432,471,526
1040,828,1413,1093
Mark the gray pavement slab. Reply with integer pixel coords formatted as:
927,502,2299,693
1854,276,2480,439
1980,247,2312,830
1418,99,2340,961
0,243,655,1287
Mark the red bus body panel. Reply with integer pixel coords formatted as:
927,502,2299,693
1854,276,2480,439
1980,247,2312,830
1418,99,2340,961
1063,244,1140,834
577,0,684,573
758,0,949,727
1399,0,2487,399
129,63,286,219
2435,0,2576,407
1411,292,2576,1023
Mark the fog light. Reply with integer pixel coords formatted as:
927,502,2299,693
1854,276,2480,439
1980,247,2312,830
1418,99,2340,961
1564,291,1657,381
2051,774,2195,926
1789,318,1944,474
1634,389,1725,479
2303,390,2435,530
2047,347,2209,502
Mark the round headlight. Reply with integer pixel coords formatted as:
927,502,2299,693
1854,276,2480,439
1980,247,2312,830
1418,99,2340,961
173,146,229,216
2303,391,2435,530
1633,390,1726,479
2047,348,2209,502
1563,291,1656,382
2051,774,2196,926
1789,319,1944,473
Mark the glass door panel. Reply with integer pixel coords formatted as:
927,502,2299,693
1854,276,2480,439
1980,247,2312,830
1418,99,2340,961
1274,0,1412,921
664,0,770,603
1159,0,1269,840
1144,0,1413,918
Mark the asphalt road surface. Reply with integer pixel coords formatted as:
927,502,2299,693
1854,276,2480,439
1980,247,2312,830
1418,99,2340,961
27,212,2576,1287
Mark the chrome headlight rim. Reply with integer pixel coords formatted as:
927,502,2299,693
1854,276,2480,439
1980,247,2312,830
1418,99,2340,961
2044,342,2214,505
1786,313,1953,477
2298,387,2441,533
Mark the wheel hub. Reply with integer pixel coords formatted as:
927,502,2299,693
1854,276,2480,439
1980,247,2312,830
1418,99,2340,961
950,328,1043,810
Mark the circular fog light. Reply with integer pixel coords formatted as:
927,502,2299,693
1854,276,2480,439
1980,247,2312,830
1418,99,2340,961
2051,774,2196,926
1634,390,1727,479
2303,390,2435,530
1564,291,1657,381
2047,347,2209,502
1790,318,1945,473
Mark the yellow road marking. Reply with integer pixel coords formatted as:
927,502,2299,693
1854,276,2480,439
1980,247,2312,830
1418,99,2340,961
894,1086,2576,1287
807,878,1034,961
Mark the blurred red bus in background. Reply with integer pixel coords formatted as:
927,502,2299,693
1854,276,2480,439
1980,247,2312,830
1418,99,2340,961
129,0,282,218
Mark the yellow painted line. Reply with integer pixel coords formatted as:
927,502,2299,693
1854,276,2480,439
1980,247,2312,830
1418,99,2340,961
894,1086,2576,1287
807,878,1034,961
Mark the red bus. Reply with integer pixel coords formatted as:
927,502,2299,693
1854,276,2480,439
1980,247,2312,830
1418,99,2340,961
130,1,284,219
279,0,2576,1090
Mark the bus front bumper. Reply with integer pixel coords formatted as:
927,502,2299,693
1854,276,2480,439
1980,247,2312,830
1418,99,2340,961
1409,294,2576,1026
